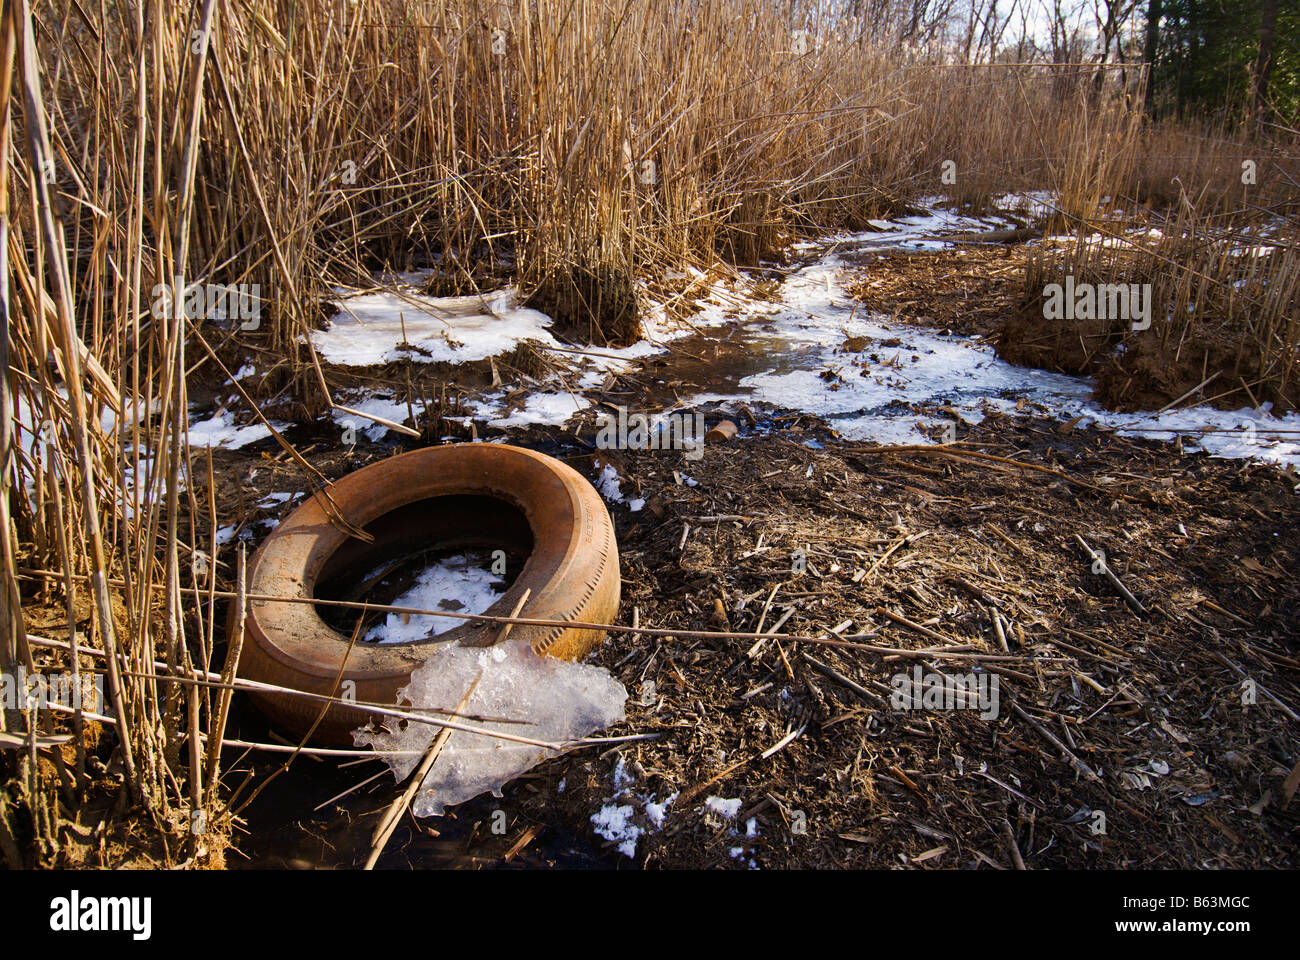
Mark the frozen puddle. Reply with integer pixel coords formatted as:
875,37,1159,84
364,552,506,644
681,206,1300,470
356,638,627,818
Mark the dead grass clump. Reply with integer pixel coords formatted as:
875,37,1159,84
998,254,1137,376
1003,224,1299,413
498,340,556,381
422,257,514,298
716,193,786,266
526,263,641,347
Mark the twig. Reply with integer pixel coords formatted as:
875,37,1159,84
1212,652,1300,722
364,673,483,869
1009,701,1102,782
1000,818,1027,870
1154,371,1220,414
851,444,1106,492
1074,534,1146,615
992,610,1009,653
800,651,885,707
204,543,246,803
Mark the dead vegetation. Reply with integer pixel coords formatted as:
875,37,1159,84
845,245,1031,338
3,0,1299,869
1005,212,1300,415
842,205,1300,416
539,410,1300,868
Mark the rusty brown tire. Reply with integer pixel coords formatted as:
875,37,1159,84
233,443,620,746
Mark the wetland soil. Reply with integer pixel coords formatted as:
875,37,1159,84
209,401,1299,869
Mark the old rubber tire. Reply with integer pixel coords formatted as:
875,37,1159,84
233,443,620,745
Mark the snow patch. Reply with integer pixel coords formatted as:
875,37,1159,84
186,408,284,450
364,553,507,644
704,796,742,819
591,804,642,858
314,287,559,367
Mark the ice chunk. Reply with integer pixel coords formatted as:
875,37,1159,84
593,460,625,502
355,638,627,817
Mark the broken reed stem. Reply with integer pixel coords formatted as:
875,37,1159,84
18,568,1026,662
1073,534,1146,615
36,680,655,757
1000,817,1028,870
203,543,246,803
495,588,533,643
35,697,656,760
1008,701,1101,782
0,0,17,709
364,673,484,870
852,444,1108,493
161,0,220,789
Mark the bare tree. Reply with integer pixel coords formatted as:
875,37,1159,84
1090,0,1140,94
1141,0,1161,112
1254,0,1278,127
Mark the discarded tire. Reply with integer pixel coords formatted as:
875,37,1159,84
234,443,621,745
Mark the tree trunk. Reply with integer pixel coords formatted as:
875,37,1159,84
1142,0,1161,113
1255,0,1278,128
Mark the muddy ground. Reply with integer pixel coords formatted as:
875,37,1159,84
205,376,1300,870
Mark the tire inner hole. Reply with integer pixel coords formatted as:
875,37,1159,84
314,494,533,644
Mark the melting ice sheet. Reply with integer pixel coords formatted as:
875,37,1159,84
354,639,627,817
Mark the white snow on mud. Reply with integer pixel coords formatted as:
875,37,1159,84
186,406,286,450
313,284,558,367
174,197,1299,471
330,394,414,442
469,390,591,430
682,216,1300,468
